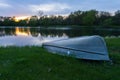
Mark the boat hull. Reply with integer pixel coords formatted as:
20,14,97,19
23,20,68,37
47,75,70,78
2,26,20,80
43,36,110,61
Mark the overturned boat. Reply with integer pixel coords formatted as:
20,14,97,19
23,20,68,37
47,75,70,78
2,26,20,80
43,36,110,61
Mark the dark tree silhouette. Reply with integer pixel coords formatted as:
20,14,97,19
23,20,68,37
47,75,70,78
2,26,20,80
0,10,120,27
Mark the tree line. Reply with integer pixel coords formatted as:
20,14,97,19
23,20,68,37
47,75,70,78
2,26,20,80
0,10,120,26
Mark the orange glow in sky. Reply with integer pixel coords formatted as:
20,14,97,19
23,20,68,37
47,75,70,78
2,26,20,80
14,16,30,22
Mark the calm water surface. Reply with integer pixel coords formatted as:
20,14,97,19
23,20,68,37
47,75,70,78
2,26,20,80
0,26,120,37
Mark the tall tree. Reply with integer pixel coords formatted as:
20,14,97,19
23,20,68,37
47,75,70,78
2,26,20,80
82,10,98,26
97,11,111,25
29,16,38,26
113,10,120,25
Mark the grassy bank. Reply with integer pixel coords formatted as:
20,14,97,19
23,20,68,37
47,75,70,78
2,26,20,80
0,38,120,80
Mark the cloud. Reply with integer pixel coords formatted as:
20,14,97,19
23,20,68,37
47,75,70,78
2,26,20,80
29,3,71,13
0,1,11,8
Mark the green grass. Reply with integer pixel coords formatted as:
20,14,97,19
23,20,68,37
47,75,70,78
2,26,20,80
0,38,120,80
105,38,120,64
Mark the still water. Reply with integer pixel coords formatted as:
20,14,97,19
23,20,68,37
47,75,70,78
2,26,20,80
0,26,119,47
0,26,120,37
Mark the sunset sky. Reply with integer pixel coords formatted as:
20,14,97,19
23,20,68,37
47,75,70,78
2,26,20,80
0,0,120,16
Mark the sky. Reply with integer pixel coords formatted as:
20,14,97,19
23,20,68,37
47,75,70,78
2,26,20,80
0,0,120,16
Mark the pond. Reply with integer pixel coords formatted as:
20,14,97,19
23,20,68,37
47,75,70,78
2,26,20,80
0,26,120,47
0,26,120,37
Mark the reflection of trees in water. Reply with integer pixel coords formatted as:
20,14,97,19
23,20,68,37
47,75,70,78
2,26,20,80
39,27,120,37
0,27,120,37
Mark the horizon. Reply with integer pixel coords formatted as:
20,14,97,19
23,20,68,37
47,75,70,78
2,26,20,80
0,0,120,17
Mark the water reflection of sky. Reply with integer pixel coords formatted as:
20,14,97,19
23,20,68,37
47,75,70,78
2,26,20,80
0,35,68,47
0,27,68,47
